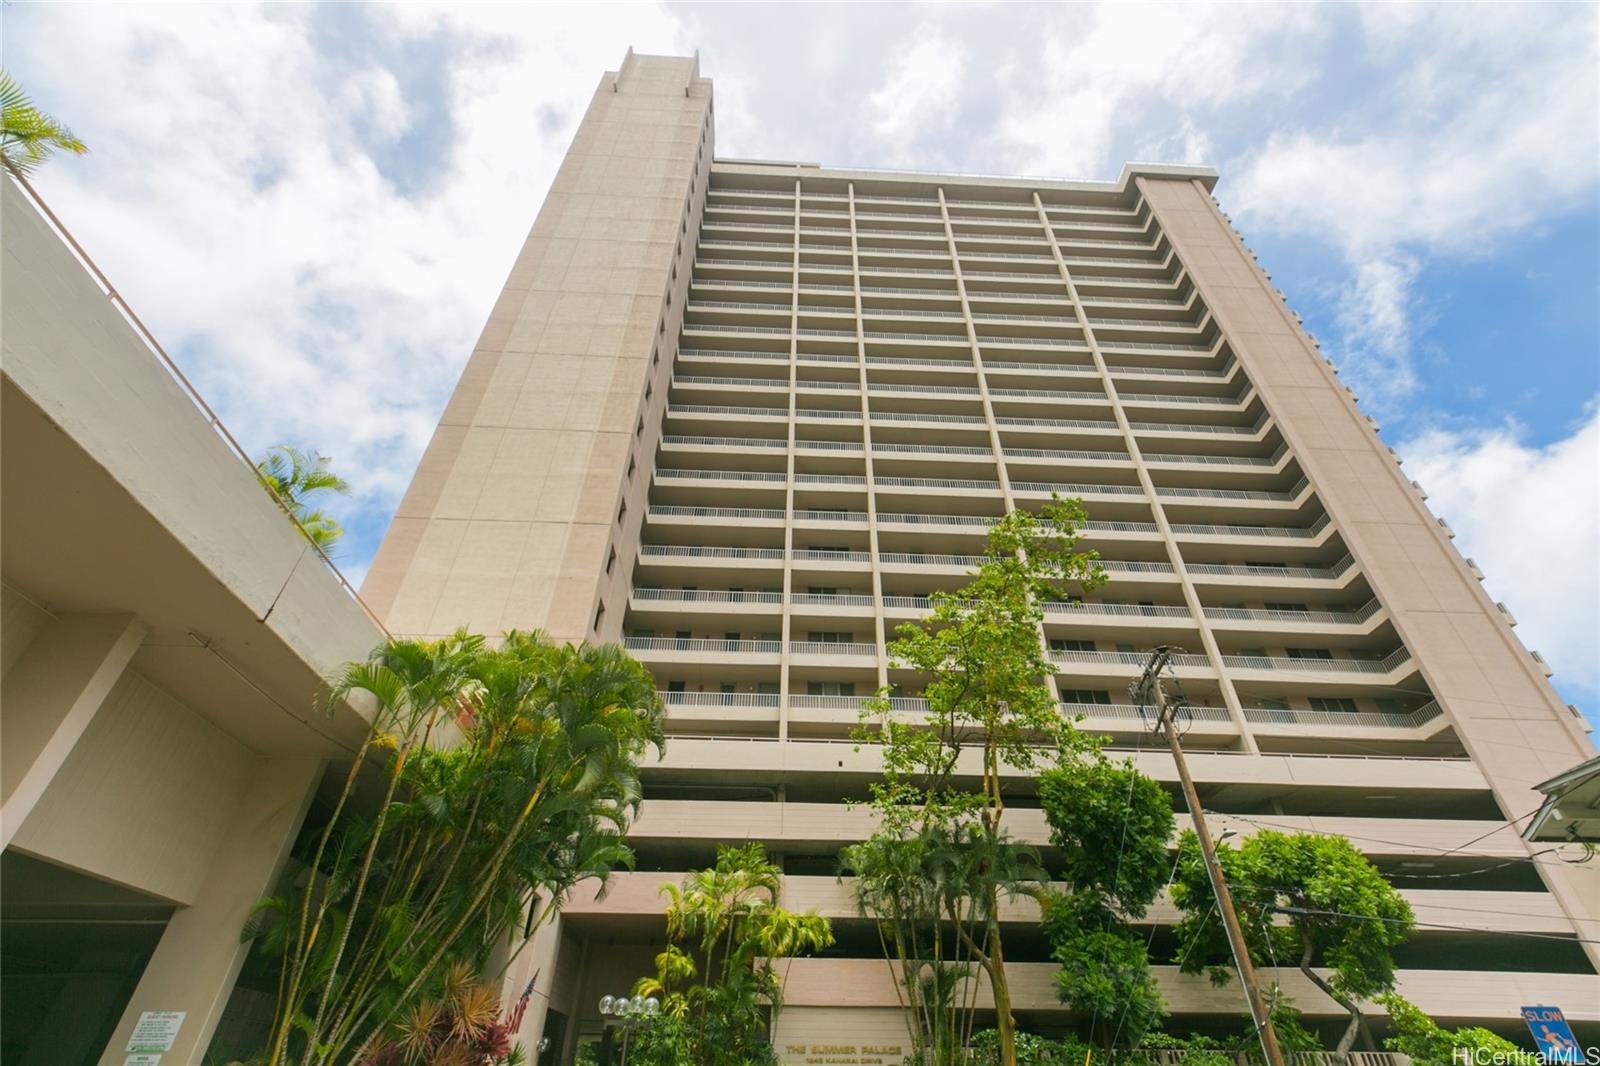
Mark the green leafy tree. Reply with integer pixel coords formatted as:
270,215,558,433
854,498,1105,1066
0,70,87,176
1037,758,1175,1047
254,444,351,551
1377,994,1539,1066
1170,829,1414,1055
251,630,663,1066
634,843,833,1066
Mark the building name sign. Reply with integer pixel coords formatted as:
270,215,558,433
784,1044,904,1065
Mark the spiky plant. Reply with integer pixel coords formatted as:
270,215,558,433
253,444,351,550
0,70,87,176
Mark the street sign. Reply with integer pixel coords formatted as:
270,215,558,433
1521,1006,1582,1064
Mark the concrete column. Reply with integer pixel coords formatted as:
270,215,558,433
96,754,324,1066
1,611,144,848
500,909,566,1059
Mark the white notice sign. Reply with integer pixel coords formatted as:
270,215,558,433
124,1056,162,1066
127,1011,185,1053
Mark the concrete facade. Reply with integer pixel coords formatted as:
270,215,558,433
364,52,1600,1060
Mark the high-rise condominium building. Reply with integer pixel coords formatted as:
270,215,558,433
364,51,1599,1063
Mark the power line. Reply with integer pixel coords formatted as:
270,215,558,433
1215,812,1597,874
1266,904,1600,947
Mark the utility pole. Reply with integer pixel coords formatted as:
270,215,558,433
1132,646,1286,1066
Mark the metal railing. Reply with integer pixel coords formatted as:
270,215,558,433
1204,599,1381,625
790,641,878,656
1156,477,1310,503
1044,601,1193,619
1051,649,1212,669
1120,390,1251,408
668,403,787,419
1185,555,1355,580
1224,647,1413,674
648,504,786,521
1244,699,1442,731
791,592,876,607
656,469,787,484
639,544,786,561
1170,515,1332,539
632,588,783,605
626,637,781,654
1143,447,1285,468
659,690,781,708
793,548,871,562
1011,480,1147,496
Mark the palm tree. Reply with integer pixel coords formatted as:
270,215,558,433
638,843,832,1065
1,70,87,176
253,444,351,551
256,630,665,1066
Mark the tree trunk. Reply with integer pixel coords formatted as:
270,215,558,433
988,923,1017,1066
1300,943,1361,1057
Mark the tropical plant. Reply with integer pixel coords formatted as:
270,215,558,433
254,444,351,550
249,630,664,1066
632,843,832,1066
1170,829,1414,1055
854,497,1105,1066
1376,994,1539,1066
0,70,87,176
1037,757,1175,1047
360,961,531,1066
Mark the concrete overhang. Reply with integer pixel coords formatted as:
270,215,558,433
1,177,382,755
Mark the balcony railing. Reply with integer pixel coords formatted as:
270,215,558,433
1143,446,1287,468
1011,480,1147,496
640,544,786,561
648,504,786,521
791,593,876,607
626,637,780,654
659,690,780,708
1186,555,1356,581
1050,649,1212,669
1244,699,1442,731
668,403,788,419
1157,477,1310,503
633,588,783,605
1061,701,1234,723
1044,601,1193,619
657,469,788,485
1120,390,1251,408
790,641,878,656
1169,515,1332,539
1204,599,1381,625
1224,647,1413,674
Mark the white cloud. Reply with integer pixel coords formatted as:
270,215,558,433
1398,408,1600,696
1330,253,1423,413
1226,3,1598,419
11,3,684,558
999,3,1319,179
1231,6,1598,255
866,36,967,165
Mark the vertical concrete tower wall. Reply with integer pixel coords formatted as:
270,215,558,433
1140,175,1600,964
362,52,712,644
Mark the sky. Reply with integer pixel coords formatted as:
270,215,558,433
7,3,1598,722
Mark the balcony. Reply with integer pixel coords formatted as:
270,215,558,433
1224,646,1414,679
1204,599,1385,632
1245,699,1445,733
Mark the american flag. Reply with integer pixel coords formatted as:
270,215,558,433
505,969,539,1033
